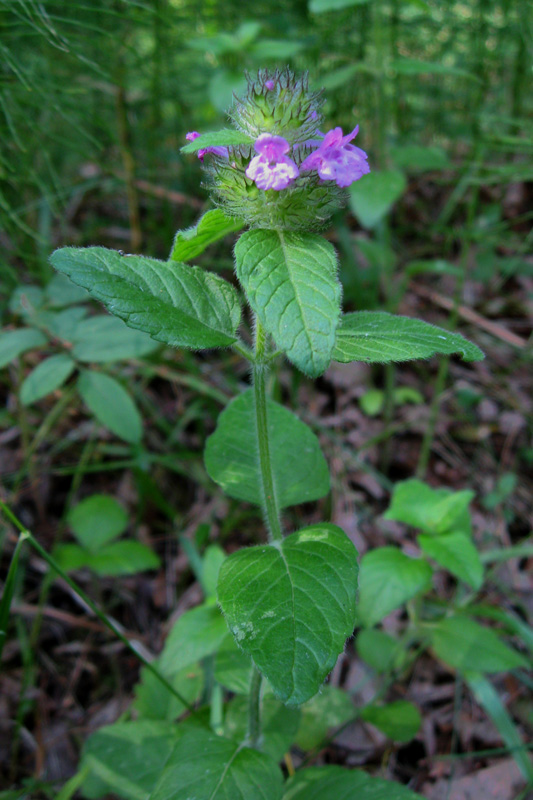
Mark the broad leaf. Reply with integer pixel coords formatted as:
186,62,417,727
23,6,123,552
50,246,241,350
133,662,203,721
356,629,404,673
158,603,229,677
20,353,76,405
235,230,341,377
0,328,47,368
149,727,283,800
333,312,484,364
309,0,371,11
357,547,432,627
45,272,89,306
349,170,407,228
85,540,160,576
431,616,528,673
72,315,159,362
181,128,253,153
384,479,474,536
68,494,128,552
284,766,424,800
34,307,88,340
418,532,483,589
77,370,143,444
214,634,253,694
224,695,301,761
361,700,421,742
217,524,358,706
295,686,354,751
170,209,244,263
204,388,329,508
81,721,181,800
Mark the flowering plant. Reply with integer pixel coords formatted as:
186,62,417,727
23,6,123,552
48,68,483,800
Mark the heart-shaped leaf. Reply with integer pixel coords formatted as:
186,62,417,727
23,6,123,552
235,230,341,377
218,524,358,706
205,388,329,508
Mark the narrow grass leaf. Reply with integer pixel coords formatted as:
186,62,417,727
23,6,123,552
0,534,26,662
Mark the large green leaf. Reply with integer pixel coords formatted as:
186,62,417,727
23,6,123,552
50,247,241,350
0,328,47,368
418,532,483,589
283,765,424,800
349,170,407,229
357,547,433,627
77,370,143,444
81,721,182,800
214,634,253,694
20,353,76,405
235,230,341,377
54,540,160,576
431,616,528,673
333,312,484,364
217,524,358,706
204,388,329,508
149,727,283,800
384,480,474,536
170,209,244,263
361,700,421,742
181,128,253,153
133,662,203,722
68,494,128,552
72,314,159,362
158,603,229,677
356,629,404,673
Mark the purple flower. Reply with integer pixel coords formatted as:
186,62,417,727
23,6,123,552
245,134,299,191
300,125,370,188
265,79,275,91
186,131,228,161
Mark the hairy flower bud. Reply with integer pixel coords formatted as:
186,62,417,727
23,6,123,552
192,68,369,231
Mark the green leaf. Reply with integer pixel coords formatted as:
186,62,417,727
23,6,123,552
9,286,44,317
86,540,160,576
235,230,341,377
53,543,95,572
68,494,128,552
158,603,229,677
45,272,89,307
349,170,407,228
465,672,533,783
201,544,226,598
217,524,358,706
356,629,404,673
0,535,25,662
418,532,484,589
295,686,354,750
209,71,248,112
181,128,253,153
50,246,241,350
20,353,76,405
77,370,143,444
170,209,244,264
81,721,181,800
214,634,253,694
224,695,301,761
384,480,474,536
361,700,421,742
35,307,88,340
0,328,47,368
149,727,283,800
431,616,528,673
133,663,203,722
309,0,371,12
72,315,159,362
357,547,433,627
204,388,330,508
333,312,484,364
283,765,425,800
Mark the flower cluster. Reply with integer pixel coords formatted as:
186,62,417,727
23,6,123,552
184,69,370,229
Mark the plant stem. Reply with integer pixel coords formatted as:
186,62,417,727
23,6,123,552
253,319,282,543
247,666,263,748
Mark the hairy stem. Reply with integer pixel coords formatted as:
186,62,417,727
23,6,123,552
253,319,283,543
247,666,263,748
